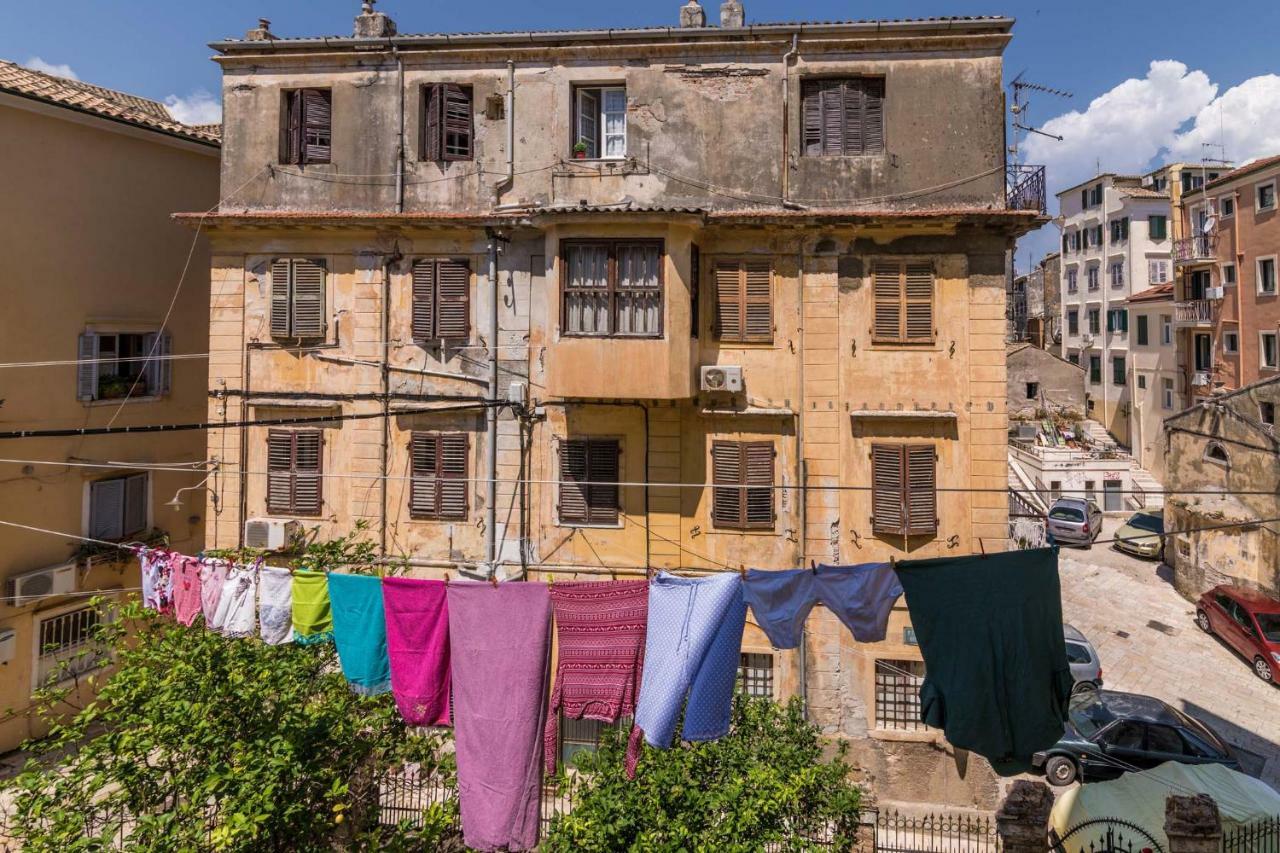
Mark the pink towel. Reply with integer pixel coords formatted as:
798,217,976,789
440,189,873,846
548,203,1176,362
171,555,203,627
448,582,551,852
382,577,451,726
199,559,228,627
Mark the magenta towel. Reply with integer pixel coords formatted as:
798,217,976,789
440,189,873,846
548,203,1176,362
199,559,228,627
448,582,551,853
382,577,451,727
171,555,203,627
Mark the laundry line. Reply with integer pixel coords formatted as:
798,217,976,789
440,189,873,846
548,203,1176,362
0,343,532,370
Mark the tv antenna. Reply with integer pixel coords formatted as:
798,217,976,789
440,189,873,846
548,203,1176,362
1008,72,1073,162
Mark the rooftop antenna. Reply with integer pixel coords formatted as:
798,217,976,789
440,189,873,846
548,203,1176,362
1008,72,1073,164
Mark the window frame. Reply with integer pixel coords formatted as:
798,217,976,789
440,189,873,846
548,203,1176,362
33,603,111,692
1109,261,1124,289
409,431,469,521
1260,331,1279,371
87,472,149,541
1087,308,1101,335
1222,262,1237,287
1257,181,1276,213
1066,267,1079,293
738,652,775,699
874,658,927,732
557,437,621,527
1067,309,1079,336
1220,195,1235,219
1256,255,1278,296
269,258,328,340
76,330,172,403
1136,314,1149,346
1112,355,1126,386
1161,314,1173,346
1087,265,1100,291
1089,355,1102,385
1223,331,1239,355
266,429,324,517
280,88,332,166
711,440,776,531
421,83,474,162
870,443,937,537
871,259,935,345
1162,377,1175,410
1204,442,1230,467
712,258,773,344
572,84,627,160
559,239,664,339
800,76,887,157
411,257,472,344
1149,215,1168,241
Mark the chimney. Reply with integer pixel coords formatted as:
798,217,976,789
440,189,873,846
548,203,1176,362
680,0,706,28
720,0,744,28
245,18,274,41
354,0,397,38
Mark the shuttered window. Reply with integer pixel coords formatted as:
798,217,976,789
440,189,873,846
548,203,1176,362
266,430,323,516
270,258,327,339
76,332,172,402
409,432,468,520
872,261,934,343
558,439,620,525
711,441,775,530
801,77,886,157
281,89,331,165
89,473,148,541
713,259,773,343
411,258,471,342
422,84,473,162
871,444,937,537
562,241,663,338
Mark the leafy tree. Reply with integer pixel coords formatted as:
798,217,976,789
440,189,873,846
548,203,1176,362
542,696,862,853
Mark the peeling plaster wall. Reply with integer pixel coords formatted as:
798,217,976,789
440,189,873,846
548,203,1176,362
1007,345,1086,420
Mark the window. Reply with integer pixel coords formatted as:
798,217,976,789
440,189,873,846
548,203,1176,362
1162,377,1175,410
1137,374,1147,390
1093,224,1104,246
561,240,662,337
266,430,323,516
559,714,628,769
35,605,108,689
558,438,619,525
1257,257,1277,295
1067,350,1080,365
409,432,467,520
712,441,775,530
874,659,926,731
1081,228,1089,250
1221,196,1235,218
801,77,885,156
1067,268,1079,293
1026,382,1039,400
1112,355,1126,386
872,261,933,343
280,88,331,165
1065,641,1093,665
1161,314,1173,345
1260,401,1276,426
1194,333,1213,371
270,258,327,339
1087,266,1099,291
1071,231,1082,252
1049,480,1062,501
411,258,470,342
573,85,626,159
1106,308,1128,334
421,83,472,162
1149,215,1168,240
1109,262,1124,289
713,259,772,342
1091,185,1103,206
88,473,148,540
871,444,937,537
1089,355,1101,384
1224,331,1239,354
1257,182,1276,212
1110,217,1129,243
76,332,171,402
1062,233,1068,254
1222,263,1236,286
1087,308,1101,335
1136,314,1149,346
1205,442,1230,466
1148,259,1170,284
738,653,774,698
1067,309,1079,336
1261,331,1279,370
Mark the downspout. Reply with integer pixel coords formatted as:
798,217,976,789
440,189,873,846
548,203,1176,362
237,349,251,548
484,232,501,574
493,60,516,206
780,34,799,209
380,248,400,559
795,243,808,718
394,48,405,213
1233,189,1243,389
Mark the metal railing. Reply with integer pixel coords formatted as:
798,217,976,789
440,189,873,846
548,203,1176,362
1223,816,1280,853
1174,300,1214,324
872,807,1001,853
1007,164,1047,214
1174,234,1217,263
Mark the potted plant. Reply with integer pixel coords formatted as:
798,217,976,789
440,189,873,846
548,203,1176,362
572,141,589,160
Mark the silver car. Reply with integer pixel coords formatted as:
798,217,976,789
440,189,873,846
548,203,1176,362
1064,624,1103,692
1046,497,1103,547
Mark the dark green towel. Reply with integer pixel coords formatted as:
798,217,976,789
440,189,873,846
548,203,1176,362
894,547,1073,775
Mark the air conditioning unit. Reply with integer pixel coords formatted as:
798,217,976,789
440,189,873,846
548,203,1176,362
700,365,744,393
1081,334,1095,347
244,518,301,551
7,562,76,607
1192,371,1211,387
1207,286,1224,300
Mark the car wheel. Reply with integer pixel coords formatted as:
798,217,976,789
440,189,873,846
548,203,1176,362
1254,658,1275,683
1044,755,1078,786
1071,680,1099,696
1196,610,1212,633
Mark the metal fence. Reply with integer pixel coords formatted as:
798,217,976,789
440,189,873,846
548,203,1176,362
871,807,1001,853
1223,817,1280,853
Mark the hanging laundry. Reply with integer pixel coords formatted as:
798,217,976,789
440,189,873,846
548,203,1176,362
258,567,294,646
382,577,451,726
893,547,1074,776
631,572,746,776
199,558,228,628
292,569,334,645
214,566,258,639
742,562,901,648
448,582,551,853
170,554,203,627
543,580,647,774
327,573,392,696
139,548,173,614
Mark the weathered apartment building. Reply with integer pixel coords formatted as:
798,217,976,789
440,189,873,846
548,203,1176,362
0,61,219,751
194,3,1042,804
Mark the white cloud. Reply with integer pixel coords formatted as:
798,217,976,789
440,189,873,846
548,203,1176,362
163,90,222,126
24,56,78,80
1166,74,1280,168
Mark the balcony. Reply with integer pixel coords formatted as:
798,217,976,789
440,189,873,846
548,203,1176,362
1174,300,1215,326
1006,164,1047,214
1173,234,1217,265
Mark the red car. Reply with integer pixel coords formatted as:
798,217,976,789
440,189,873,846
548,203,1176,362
1196,585,1280,684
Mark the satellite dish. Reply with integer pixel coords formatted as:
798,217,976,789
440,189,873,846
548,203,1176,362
1202,214,1217,232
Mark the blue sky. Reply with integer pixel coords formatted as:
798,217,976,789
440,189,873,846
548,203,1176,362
6,0,1280,263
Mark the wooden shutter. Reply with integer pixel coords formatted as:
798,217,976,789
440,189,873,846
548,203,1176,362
558,439,617,525
820,82,842,155
712,441,774,529
871,444,905,535
861,78,885,154
873,261,933,343
292,431,323,514
267,431,295,514
423,84,442,161
438,434,468,519
89,478,125,541
77,333,99,401
411,259,436,342
442,84,473,160
714,262,742,340
802,78,884,156
270,259,292,337
904,445,937,536
711,441,742,527
872,263,903,341
435,260,470,340
283,89,303,164
714,260,772,342
558,440,589,524
801,80,823,156
123,473,148,537
744,442,775,528
291,259,326,338
410,433,468,520
904,263,934,342
302,89,331,164
410,433,440,517
841,81,864,155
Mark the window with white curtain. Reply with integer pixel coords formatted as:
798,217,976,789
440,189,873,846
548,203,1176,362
574,85,627,160
562,241,662,337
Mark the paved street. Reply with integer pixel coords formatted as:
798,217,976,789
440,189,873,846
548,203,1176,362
1057,516,1280,788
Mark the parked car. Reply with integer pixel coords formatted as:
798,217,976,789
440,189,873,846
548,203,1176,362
1113,510,1164,560
1032,690,1238,786
1196,585,1280,684
1046,498,1103,547
1064,624,1102,692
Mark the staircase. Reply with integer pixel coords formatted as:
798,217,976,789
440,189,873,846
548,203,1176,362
1079,419,1121,452
1128,465,1165,510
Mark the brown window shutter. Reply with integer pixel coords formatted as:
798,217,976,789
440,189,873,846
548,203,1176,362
743,441,775,528
872,262,903,342
283,90,303,164
291,259,327,338
743,261,773,342
801,80,823,156
411,259,436,342
438,434,469,520
435,260,470,341
711,441,742,527
301,89,331,164
905,444,937,536
820,82,843,155
587,440,620,524
558,440,589,524
123,473,148,537
267,430,295,514
841,80,864,155
422,84,442,160
903,263,934,342
409,432,439,517
292,430,323,515
871,444,905,535
442,84,473,160
862,78,886,154
270,260,292,338
712,441,775,529
713,262,742,341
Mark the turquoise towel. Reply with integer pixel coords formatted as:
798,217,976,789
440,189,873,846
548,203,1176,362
327,573,392,696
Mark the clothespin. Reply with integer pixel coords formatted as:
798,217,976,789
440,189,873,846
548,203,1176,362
738,565,746,579
978,538,987,558
810,559,817,575
489,573,499,589
889,555,897,570
444,571,451,585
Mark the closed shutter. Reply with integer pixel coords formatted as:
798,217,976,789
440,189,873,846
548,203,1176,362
283,89,303,164
904,263,934,341
89,478,125,541
820,83,842,155
302,89,331,164
714,262,742,340
904,445,937,536
266,431,294,514
123,473,148,537
801,80,823,156
871,444,905,535
410,433,468,520
422,84,442,161
77,333,99,401
442,84,473,160
841,80,864,155
270,259,292,337
803,78,884,155
744,442,775,528
435,260,470,340
861,77,885,154
872,263,902,341
558,439,618,525
409,433,440,517
712,441,775,529
714,260,772,342
411,260,436,342
292,431,323,515
558,440,589,524
267,430,323,516
438,434,468,519
711,441,742,527
291,259,327,338
873,261,933,343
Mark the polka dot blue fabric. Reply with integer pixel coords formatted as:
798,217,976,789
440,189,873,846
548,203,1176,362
634,572,747,748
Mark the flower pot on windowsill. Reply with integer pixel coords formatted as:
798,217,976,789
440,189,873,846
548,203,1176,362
572,144,589,160
98,378,147,399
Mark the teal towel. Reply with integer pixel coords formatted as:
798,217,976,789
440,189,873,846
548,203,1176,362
327,573,392,696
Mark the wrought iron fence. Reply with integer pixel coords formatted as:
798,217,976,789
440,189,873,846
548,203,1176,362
1048,817,1164,853
1007,164,1048,215
1222,816,1280,853
872,806,1001,852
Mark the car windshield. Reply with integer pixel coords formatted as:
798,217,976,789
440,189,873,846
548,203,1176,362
1049,507,1084,522
1068,692,1112,738
1257,613,1280,642
1127,513,1164,533
1065,641,1093,664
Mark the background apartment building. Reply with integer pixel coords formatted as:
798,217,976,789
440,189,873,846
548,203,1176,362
194,4,1041,805
0,61,219,751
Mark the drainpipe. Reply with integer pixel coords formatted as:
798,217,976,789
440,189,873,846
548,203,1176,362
780,34,799,208
484,231,501,574
493,60,516,206
380,248,401,558
795,243,808,718
394,48,405,213
1232,189,1243,389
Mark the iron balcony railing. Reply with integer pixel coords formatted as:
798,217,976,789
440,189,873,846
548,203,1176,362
1007,164,1047,214
1173,234,1217,264
1174,300,1215,325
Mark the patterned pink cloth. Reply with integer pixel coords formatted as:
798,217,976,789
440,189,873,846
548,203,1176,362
199,559,228,627
382,577,451,726
171,555,203,627
543,580,648,774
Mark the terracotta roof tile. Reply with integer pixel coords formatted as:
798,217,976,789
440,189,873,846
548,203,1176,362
1127,283,1175,303
1205,153,1280,191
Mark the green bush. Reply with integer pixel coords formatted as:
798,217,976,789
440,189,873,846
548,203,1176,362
542,696,862,853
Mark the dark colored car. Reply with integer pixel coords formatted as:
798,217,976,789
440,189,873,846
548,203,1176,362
1196,585,1280,684
1032,690,1238,786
